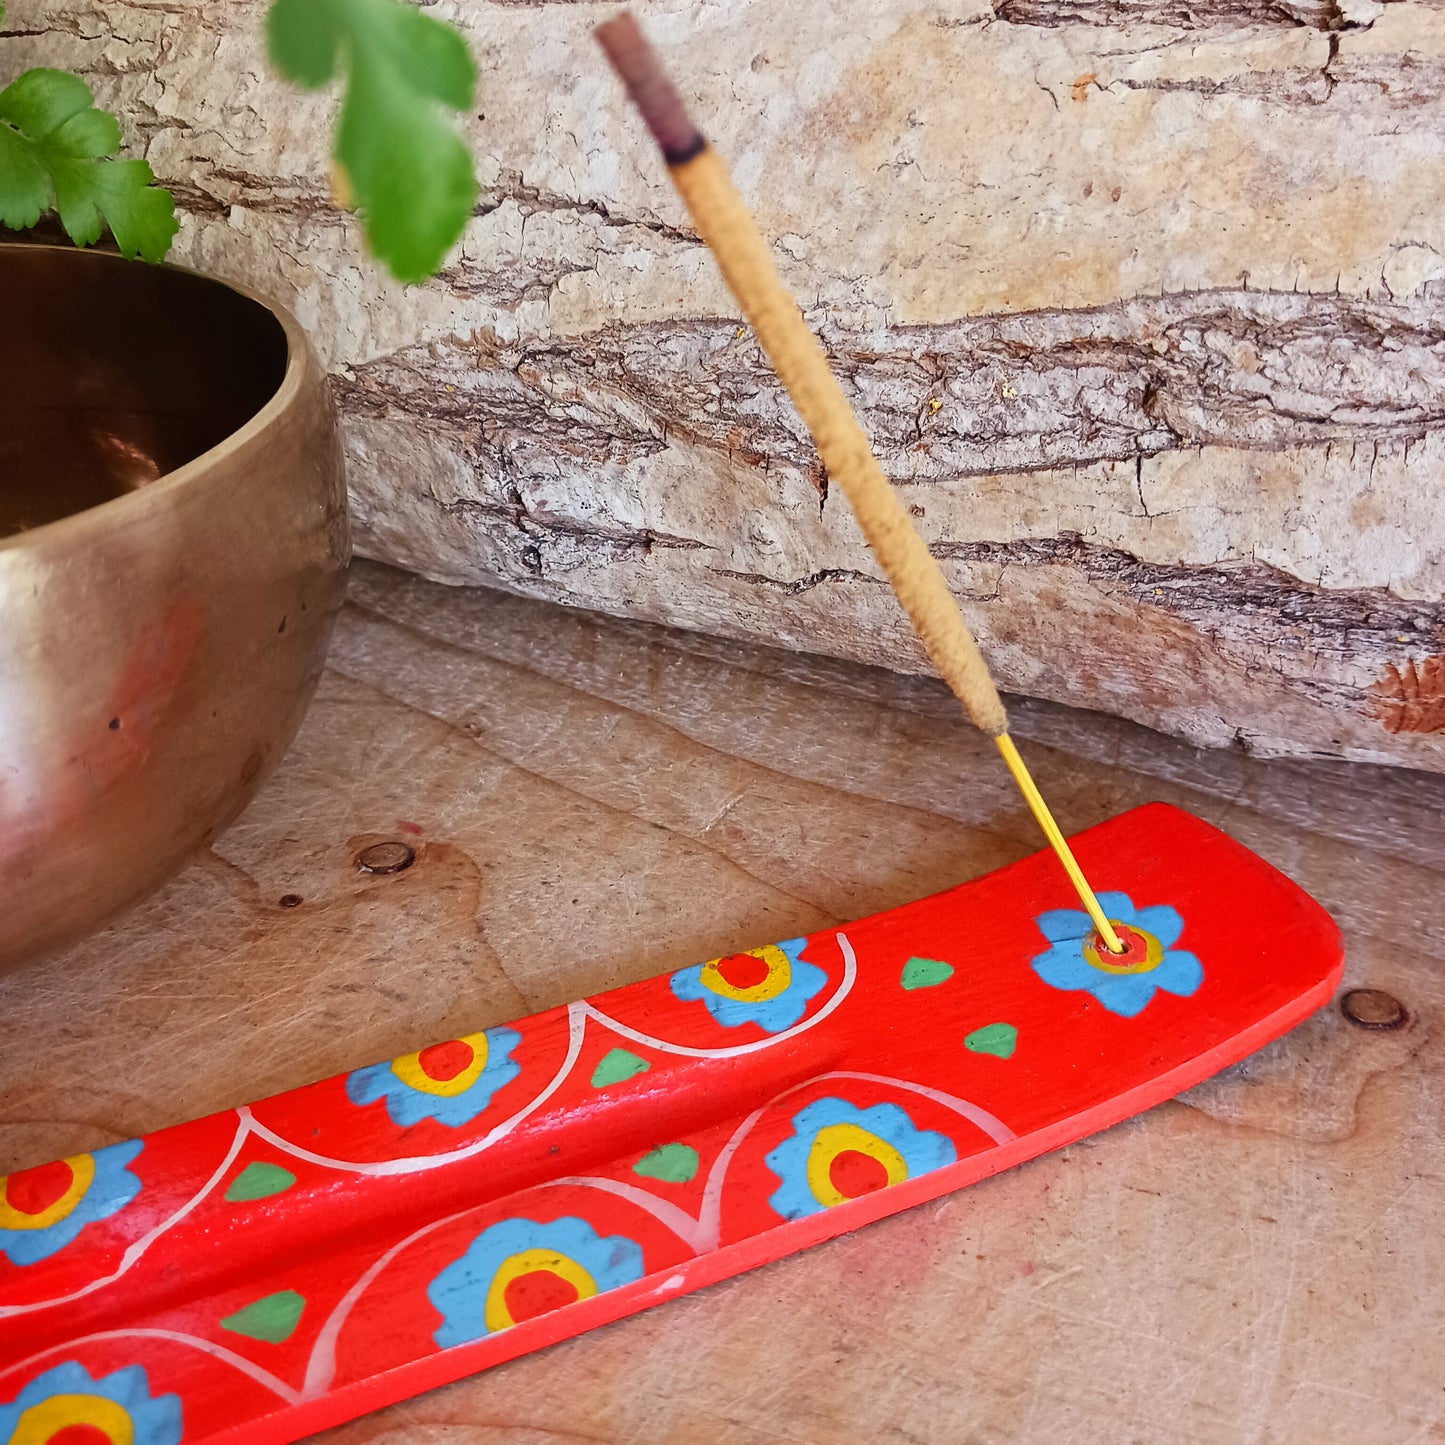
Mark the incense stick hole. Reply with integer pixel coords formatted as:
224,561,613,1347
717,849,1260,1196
1095,928,1136,960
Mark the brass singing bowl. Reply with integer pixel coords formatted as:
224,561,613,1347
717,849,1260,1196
0,243,349,970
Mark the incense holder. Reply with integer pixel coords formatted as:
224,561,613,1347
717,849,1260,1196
0,804,1342,1444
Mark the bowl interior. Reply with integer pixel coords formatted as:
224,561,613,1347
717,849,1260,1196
0,245,289,539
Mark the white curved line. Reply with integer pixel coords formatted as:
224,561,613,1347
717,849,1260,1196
819,1072,1016,1146
244,1003,588,1176
696,1069,1015,1249
0,1328,301,1403
697,1101,770,1252
0,1113,251,1320
580,931,858,1059
538,1175,707,1251
303,1206,476,1398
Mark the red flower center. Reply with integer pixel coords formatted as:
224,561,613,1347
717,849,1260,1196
1096,923,1148,965
45,1426,115,1445
4,1158,76,1216
416,1039,475,1082
828,1149,891,1199
503,1268,579,1323
714,952,771,990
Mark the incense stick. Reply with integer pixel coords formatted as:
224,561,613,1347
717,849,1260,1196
594,14,1124,955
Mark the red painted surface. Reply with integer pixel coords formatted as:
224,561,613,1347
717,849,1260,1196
4,1162,73,1218
416,1040,474,1082
0,805,1343,1445
48,1426,113,1445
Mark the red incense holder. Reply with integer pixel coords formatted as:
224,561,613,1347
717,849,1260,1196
0,804,1342,1444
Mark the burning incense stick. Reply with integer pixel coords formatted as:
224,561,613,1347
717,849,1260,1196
595,13,1125,953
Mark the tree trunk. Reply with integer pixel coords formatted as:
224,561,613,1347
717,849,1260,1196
5,0,1443,768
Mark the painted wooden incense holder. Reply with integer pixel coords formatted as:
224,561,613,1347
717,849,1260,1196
0,803,1341,1444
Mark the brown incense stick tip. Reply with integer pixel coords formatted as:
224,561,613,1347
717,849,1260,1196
595,12,705,165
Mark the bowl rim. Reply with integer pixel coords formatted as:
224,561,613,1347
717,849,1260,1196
0,242,313,556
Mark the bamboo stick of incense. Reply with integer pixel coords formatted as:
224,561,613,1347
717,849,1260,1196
595,13,1126,954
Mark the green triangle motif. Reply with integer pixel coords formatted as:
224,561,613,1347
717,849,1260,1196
591,1048,651,1088
220,1289,306,1344
901,957,954,990
633,1143,699,1183
224,1162,297,1203
965,1022,1018,1059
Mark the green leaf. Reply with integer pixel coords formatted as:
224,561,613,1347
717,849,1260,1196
590,1047,651,1089
0,68,93,135
224,1161,298,1203
220,1289,307,1344
633,1143,700,1184
267,0,340,89
900,957,955,991
266,0,478,283
389,5,475,110
54,105,122,158
0,67,177,261
964,1022,1018,1060
0,123,48,229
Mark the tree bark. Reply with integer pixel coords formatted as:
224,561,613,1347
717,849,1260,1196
4,0,1443,768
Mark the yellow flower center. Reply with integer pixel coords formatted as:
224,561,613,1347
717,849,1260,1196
11,1392,134,1445
699,944,792,1003
1083,923,1163,976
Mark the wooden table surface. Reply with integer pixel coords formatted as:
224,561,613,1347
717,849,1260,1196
5,561,1443,1445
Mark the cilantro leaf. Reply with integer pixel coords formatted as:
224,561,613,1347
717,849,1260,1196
267,0,340,89
267,0,478,284
0,67,178,262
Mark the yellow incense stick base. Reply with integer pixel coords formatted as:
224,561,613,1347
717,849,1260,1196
994,734,1125,954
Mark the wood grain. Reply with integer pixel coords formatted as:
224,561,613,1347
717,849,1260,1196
3,560,1443,1444
4,0,1444,769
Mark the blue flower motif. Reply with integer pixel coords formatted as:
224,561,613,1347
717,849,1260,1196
1030,891,1203,1018
765,1097,957,1220
428,1215,645,1347
346,1026,522,1128
670,937,827,1034
0,1139,143,1267
0,1361,181,1445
